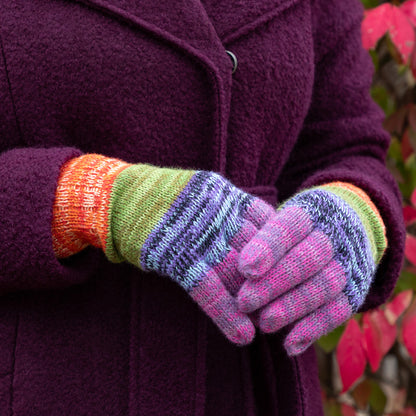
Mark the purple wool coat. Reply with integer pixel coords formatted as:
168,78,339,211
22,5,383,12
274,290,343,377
0,0,406,414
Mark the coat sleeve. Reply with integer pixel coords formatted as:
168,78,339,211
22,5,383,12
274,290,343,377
275,0,406,312
0,147,104,294
0,29,103,294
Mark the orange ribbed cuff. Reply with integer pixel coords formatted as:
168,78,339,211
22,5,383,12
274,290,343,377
52,154,131,258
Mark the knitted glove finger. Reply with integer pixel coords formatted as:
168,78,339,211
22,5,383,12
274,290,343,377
258,259,347,333
237,228,334,313
215,209,277,296
283,292,353,356
188,264,256,345
238,205,313,279
240,197,277,230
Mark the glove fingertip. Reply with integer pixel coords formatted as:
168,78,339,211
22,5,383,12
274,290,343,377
259,307,285,334
229,319,256,346
237,261,260,279
238,242,274,279
283,333,313,357
237,287,258,314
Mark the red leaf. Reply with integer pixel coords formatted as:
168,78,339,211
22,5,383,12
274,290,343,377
410,43,416,79
385,290,413,324
341,403,357,416
408,104,416,133
336,319,367,393
362,5,393,50
410,187,416,207
406,265,416,274
362,4,415,63
401,297,416,364
403,206,416,225
402,128,414,161
405,234,416,266
403,407,416,416
352,380,372,410
400,0,416,27
362,309,397,372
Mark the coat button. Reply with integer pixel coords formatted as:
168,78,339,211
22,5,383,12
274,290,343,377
226,50,238,74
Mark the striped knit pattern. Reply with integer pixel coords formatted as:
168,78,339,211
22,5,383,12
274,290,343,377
104,164,195,264
237,182,387,356
52,154,278,345
320,182,387,262
140,171,254,290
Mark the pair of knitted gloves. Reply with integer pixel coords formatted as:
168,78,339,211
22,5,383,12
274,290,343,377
52,154,387,356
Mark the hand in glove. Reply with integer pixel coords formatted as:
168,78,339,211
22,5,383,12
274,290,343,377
236,182,387,356
52,154,276,345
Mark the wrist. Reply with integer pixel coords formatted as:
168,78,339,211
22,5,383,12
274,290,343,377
318,182,387,265
52,154,131,258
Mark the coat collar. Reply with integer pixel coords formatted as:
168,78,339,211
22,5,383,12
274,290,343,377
71,0,300,67
72,0,231,67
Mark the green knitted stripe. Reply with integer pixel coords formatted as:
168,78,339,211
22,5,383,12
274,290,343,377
318,185,386,264
105,164,195,264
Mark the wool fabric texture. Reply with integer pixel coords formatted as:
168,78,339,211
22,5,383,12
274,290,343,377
237,182,387,355
0,0,405,413
53,153,279,344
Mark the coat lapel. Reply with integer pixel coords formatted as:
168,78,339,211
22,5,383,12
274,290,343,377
68,0,301,173
71,0,233,78
71,0,234,173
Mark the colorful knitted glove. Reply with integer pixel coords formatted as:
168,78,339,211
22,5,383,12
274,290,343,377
236,182,387,356
52,154,276,345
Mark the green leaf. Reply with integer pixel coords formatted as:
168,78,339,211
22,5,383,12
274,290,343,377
368,379,387,414
317,325,345,353
388,136,403,164
324,399,343,416
371,86,396,117
360,0,379,9
398,64,409,76
399,154,416,200
394,269,416,293
369,49,379,72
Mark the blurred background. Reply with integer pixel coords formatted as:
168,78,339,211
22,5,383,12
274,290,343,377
317,1,416,414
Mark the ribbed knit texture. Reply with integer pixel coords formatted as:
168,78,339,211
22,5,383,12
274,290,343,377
105,164,195,265
237,182,387,356
52,154,132,258
52,154,276,345
320,181,387,264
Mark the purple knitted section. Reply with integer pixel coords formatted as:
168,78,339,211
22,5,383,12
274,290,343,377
238,205,314,277
284,188,376,312
238,228,334,313
284,293,353,356
260,259,347,334
140,171,255,290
